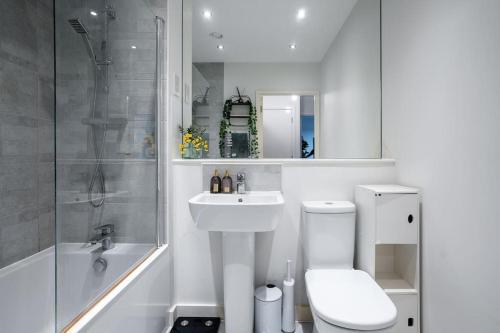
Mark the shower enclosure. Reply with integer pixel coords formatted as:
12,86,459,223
0,0,166,331
55,0,166,331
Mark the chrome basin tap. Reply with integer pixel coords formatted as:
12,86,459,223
90,224,115,250
236,172,246,194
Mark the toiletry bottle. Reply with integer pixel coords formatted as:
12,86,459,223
210,169,222,193
222,170,233,193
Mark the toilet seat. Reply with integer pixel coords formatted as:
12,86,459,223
305,269,397,331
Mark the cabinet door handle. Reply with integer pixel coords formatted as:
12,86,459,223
408,214,414,223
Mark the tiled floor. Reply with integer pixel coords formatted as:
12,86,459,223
217,322,313,333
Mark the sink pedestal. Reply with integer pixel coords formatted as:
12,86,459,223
188,191,285,333
222,232,255,333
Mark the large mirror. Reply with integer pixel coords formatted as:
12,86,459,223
182,0,381,159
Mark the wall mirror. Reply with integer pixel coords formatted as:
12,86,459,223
182,0,381,159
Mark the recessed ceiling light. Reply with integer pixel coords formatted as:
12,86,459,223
217,44,224,50
90,10,98,16
203,10,212,19
131,45,137,49
289,43,297,50
297,8,306,20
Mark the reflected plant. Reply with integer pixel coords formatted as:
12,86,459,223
179,126,208,157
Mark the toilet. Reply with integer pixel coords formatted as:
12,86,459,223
302,201,397,333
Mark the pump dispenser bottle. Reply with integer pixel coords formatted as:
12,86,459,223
210,169,222,193
222,170,233,193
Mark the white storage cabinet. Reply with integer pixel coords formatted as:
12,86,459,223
355,185,420,333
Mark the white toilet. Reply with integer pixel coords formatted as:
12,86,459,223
302,201,397,333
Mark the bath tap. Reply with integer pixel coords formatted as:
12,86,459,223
236,172,246,194
90,224,115,250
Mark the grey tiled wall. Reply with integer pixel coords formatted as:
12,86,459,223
192,63,224,158
202,164,282,192
0,0,55,268
55,0,166,244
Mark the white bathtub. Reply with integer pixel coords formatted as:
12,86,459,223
0,247,54,333
0,243,155,333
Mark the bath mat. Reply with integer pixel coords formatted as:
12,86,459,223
171,317,220,333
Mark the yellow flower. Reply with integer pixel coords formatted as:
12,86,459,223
179,144,185,152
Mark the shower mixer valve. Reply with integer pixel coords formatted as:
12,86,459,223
90,224,115,250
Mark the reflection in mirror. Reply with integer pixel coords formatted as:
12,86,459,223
259,93,318,159
183,0,381,159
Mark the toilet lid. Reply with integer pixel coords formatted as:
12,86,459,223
305,269,397,331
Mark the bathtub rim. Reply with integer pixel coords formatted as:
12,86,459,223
0,246,53,278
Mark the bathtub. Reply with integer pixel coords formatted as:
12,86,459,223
0,247,54,333
0,243,155,333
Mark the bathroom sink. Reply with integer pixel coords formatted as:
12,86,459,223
189,190,285,332
188,191,284,232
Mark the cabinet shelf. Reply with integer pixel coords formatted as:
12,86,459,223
375,244,418,294
375,272,418,294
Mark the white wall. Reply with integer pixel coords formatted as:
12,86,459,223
382,1,500,332
167,0,184,159
182,0,193,127
320,0,381,158
223,63,321,101
172,161,396,307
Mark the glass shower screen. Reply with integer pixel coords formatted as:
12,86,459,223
54,0,165,330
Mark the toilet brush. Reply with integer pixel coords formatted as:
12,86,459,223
282,259,296,332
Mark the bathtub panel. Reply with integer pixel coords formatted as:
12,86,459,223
79,246,171,333
57,243,155,330
0,248,55,333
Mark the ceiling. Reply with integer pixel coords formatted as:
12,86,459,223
192,0,358,63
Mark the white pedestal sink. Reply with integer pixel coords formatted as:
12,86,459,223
189,191,284,333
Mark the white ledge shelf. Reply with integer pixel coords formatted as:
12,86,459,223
172,158,396,167
375,272,418,295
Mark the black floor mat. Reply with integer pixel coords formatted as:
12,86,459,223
171,317,220,333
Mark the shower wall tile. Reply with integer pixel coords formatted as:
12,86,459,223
58,202,91,243
0,215,39,267
38,77,55,119
38,208,55,250
192,63,224,158
53,0,167,248
0,61,37,117
0,0,38,66
0,0,55,269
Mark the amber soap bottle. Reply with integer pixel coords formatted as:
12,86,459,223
222,170,233,193
210,169,222,193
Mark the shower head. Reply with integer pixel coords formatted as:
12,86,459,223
68,18,89,34
68,18,97,65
